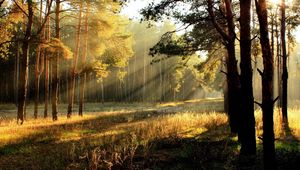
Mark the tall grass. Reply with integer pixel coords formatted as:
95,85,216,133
0,102,299,169
255,108,300,140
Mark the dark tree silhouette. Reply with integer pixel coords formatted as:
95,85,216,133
17,0,33,124
255,0,276,168
239,0,256,158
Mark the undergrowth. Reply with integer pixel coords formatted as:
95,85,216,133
0,100,299,169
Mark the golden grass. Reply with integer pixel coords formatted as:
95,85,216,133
0,111,228,148
0,107,299,149
0,114,97,146
255,108,300,140
0,103,300,169
132,112,228,142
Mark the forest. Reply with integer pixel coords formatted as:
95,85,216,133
0,0,300,169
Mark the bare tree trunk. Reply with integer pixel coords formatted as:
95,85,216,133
51,0,60,121
34,43,41,119
143,44,146,102
34,1,45,119
275,16,282,108
101,79,104,104
44,56,49,118
207,0,240,133
17,0,33,124
67,0,82,118
159,58,162,103
15,42,20,106
79,2,89,116
280,0,288,127
44,2,51,118
255,0,276,168
239,0,256,159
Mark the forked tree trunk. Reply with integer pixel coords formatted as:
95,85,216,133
255,0,276,168
239,0,256,158
67,0,82,118
79,2,89,116
51,0,60,121
17,0,33,124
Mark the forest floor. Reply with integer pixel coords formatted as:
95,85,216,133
0,99,300,170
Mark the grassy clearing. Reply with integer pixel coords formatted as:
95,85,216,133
0,99,299,169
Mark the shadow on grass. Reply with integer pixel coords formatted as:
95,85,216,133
132,123,241,170
0,110,174,169
1,108,299,170
274,125,300,169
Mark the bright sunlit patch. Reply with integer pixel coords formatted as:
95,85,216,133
269,0,280,5
268,0,293,6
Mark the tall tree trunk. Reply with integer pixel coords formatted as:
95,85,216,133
239,0,256,159
275,16,282,108
143,44,146,102
226,0,241,134
34,42,41,119
17,0,33,124
34,0,44,119
225,41,240,134
159,57,162,103
44,56,49,118
207,0,240,133
44,2,51,118
79,2,89,116
280,0,288,127
67,0,82,118
15,41,20,106
255,0,276,168
51,0,60,121
101,79,104,104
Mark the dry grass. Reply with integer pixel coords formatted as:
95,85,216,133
0,100,299,169
255,108,300,140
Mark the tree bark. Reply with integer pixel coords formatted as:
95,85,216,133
51,0,60,121
255,0,276,168
44,56,49,118
67,0,82,118
280,0,288,127
44,2,51,118
79,2,89,116
239,0,256,158
34,0,45,119
17,0,33,124
207,0,240,133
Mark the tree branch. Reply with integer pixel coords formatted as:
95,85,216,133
220,70,228,75
13,0,28,17
251,35,258,41
257,68,263,77
34,0,54,37
254,101,262,108
273,96,279,104
207,0,229,41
